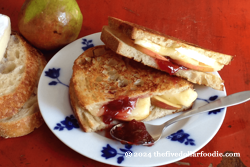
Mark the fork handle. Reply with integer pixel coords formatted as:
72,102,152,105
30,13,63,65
162,91,250,130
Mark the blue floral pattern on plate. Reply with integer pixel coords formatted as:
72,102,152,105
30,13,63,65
54,115,79,131
101,144,133,164
197,95,224,114
167,129,195,146
82,38,94,51
45,68,69,87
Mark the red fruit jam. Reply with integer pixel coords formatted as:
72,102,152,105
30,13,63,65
102,97,137,124
112,119,155,145
135,44,187,75
154,58,187,75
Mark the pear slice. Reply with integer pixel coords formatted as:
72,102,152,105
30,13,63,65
151,96,182,109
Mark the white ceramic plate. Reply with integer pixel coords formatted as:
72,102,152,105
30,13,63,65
38,32,227,166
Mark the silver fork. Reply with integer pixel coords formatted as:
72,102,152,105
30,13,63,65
110,91,250,146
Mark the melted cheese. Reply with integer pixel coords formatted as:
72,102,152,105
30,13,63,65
0,14,11,61
158,88,198,107
127,97,150,121
134,39,218,69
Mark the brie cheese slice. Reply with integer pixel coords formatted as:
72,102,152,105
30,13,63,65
159,88,198,107
0,14,11,61
127,97,150,121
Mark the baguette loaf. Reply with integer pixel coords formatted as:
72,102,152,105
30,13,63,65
0,32,39,119
70,46,195,132
0,32,46,138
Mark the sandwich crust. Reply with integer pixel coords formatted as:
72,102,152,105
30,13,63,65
69,79,118,132
0,32,40,119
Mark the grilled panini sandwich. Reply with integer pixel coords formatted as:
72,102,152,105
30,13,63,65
69,45,198,132
101,17,233,91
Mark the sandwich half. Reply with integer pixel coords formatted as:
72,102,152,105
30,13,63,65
101,17,233,91
69,45,198,132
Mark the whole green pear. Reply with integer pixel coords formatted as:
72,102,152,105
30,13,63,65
18,0,83,50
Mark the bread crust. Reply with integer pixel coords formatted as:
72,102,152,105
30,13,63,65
0,32,40,119
108,17,233,65
69,79,118,132
0,102,44,138
101,26,224,91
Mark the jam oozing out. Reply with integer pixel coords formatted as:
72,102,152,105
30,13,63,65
154,58,187,75
112,119,155,146
104,126,116,140
102,97,137,124
135,44,187,75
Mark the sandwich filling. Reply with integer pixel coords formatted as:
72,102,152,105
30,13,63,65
134,44,187,74
102,26,187,75
101,88,198,124
102,26,223,75
101,96,150,124
134,39,224,72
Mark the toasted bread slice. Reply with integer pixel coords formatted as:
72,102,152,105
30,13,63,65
70,46,195,132
0,33,46,138
0,32,40,119
101,25,225,91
